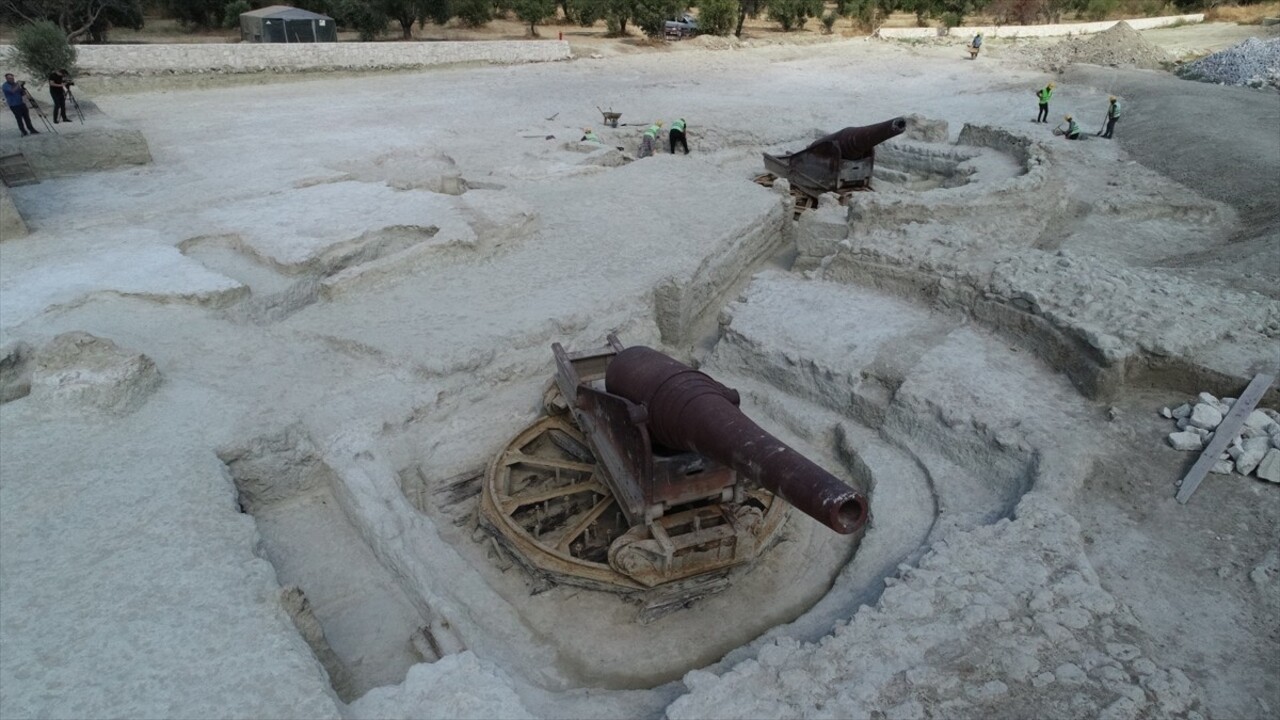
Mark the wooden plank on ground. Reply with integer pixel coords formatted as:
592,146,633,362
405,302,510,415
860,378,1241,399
1176,372,1276,504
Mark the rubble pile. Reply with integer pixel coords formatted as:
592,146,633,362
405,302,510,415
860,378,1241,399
1163,392,1280,482
1036,22,1173,72
1177,37,1280,90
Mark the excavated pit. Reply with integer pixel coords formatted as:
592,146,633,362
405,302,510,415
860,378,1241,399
204,129,1062,702
213,276,1051,699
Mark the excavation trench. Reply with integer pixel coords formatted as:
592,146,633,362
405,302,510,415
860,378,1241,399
209,131,1052,701
218,322,1040,699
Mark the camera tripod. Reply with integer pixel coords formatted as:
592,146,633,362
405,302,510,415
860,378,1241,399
66,86,84,123
20,87,57,134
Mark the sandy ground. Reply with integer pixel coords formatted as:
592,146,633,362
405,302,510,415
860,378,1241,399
2,22,1279,720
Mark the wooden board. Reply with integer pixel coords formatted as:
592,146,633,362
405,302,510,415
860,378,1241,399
1176,372,1276,504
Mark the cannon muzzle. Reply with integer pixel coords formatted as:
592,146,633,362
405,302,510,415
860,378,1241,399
605,346,868,534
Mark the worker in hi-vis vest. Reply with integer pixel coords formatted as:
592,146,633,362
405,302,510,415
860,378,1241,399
669,118,689,155
1102,96,1120,139
1035,82,1055,123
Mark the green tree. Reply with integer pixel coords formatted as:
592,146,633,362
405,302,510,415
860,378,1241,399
8,19,76,80
698,0,737,34
735,0,767,36
157,0,223,28
509,0,555,34
223,0,249,28
767,0,820,30
1,0,145,42
453,0,491,25
419,0,451,25
380,0,427,38
344,0,390,39
632,0,683,37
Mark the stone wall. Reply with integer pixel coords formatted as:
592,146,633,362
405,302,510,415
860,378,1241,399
877,14,1203,39
0,40,571,76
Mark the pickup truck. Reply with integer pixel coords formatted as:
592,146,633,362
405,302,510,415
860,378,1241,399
664,14,698,39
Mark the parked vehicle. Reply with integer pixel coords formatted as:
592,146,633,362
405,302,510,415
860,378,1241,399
664,14,698,39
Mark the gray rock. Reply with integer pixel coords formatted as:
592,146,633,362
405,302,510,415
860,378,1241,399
1231,437,1271,476
1197,391,1219,406
1160,406,1173,419
1168,431,1203,452
1243,410,1272,430
1189,403,1224,430
1177,417,1191,430
1210,459,1234,475
1256,448,1280,483
1171,403,1192,419
0,341,33,404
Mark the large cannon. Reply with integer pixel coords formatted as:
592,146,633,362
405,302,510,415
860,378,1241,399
604,346,867,534
479,336,869,608
762,117,907,199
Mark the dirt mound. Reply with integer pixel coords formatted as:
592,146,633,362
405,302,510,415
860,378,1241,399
1037,21,1173,72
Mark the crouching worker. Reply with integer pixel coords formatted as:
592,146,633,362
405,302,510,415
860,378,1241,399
581,127,600,143
669,118,689,154
1059,114,1081,140
639,120,662,158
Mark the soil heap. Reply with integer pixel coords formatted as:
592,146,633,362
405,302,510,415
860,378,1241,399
1037,21,1173,72
1178,36,1280,90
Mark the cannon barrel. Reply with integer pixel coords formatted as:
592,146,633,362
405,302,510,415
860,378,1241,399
802,117,907,162
605,346,868,535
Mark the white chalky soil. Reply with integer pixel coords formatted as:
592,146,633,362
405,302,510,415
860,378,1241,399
1,24,1278,720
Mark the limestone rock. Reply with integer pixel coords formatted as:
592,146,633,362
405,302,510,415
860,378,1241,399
1243,410,1272,431
1230,437,1270,476
902,114,949,143
1188,403,1223,430
29,331,162,414
1167,431,1202,452
1256,448,1280,483
0,340,33,403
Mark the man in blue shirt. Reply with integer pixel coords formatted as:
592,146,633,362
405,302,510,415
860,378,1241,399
3,73,39,136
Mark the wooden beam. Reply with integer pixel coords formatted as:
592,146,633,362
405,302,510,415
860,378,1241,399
1176,372,1275,504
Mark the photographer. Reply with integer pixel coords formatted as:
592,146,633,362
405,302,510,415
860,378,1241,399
48,69,72,124
2,73,39,136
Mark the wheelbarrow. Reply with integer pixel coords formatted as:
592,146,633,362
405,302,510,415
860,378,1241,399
597,107,622,128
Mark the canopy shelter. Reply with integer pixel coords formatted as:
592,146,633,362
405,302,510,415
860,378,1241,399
240,5,336,43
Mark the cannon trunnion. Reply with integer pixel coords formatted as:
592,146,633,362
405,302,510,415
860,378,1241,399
479,336,869,605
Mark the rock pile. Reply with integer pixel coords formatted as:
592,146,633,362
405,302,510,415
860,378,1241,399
1036,21,1173,72
1162,392,1280,483
1177,37,1280,90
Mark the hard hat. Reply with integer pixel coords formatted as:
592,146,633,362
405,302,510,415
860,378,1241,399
1109,95,1117,101
584,127,592,132
1065,114,1072,121
1048,82,1056,88
657,120,664,126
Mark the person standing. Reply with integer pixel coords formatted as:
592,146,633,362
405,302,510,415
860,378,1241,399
1035,82,1054,123
969,33,982,59
1102,95,1120,139
2,73,39,136
48,69,71,123
669,118,689,155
